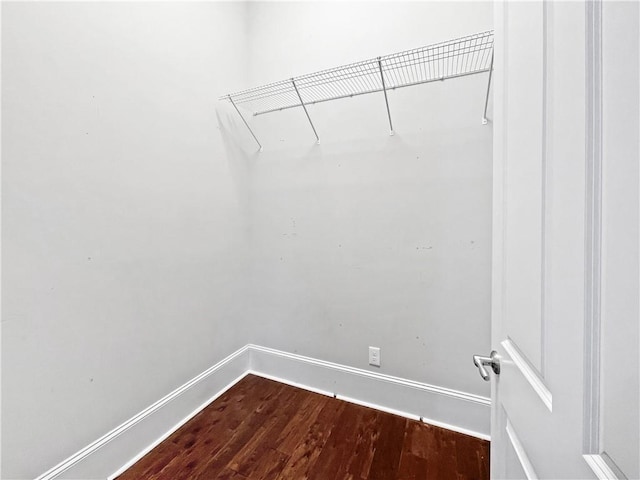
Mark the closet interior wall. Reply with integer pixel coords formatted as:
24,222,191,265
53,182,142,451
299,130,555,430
3,2,493,479
224,1,493,396
2,3,252,478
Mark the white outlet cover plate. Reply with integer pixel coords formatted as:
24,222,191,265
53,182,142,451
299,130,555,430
369,346,380,367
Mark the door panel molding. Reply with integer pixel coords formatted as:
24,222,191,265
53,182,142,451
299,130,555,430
583,0,604,457
505,417,539,480
583,2,639,478
502,339,552,411
583,454,625,480
540,0,550,380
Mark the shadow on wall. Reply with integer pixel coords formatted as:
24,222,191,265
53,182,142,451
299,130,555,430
215,106,260,231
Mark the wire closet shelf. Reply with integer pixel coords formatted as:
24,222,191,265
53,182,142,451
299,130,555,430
220,30,494,150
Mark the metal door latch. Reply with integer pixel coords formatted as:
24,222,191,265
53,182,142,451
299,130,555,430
473,351,501,381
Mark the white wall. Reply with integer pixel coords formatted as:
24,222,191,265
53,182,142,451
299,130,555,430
3,2,493,478
2,3,251,478
220,1,493,396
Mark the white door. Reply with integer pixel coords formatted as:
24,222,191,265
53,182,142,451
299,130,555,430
484,1,640,478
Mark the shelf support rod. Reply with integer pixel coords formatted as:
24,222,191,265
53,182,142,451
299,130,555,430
377,57,394,136
482,51,494,125
227,95,263,151
291,78,320,144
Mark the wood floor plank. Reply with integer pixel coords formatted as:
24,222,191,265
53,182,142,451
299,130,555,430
305,402,364,480
454,431,490,479
228,385,304,478
244,448,290,480
366,412,407,480
274,391,329,455
403,420,433,459
425,423,459,480
342,407,380,479
275,397,347,479
215,468,248,480
395,452,429,480
189,380,285,480
117,374,490,480
195,379,284,478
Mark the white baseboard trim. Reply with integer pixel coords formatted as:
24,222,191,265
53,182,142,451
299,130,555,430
248,344,491,440
36,345,250,480
37,343,490,479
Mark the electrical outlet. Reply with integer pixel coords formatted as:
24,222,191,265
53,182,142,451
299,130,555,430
369,346,381,367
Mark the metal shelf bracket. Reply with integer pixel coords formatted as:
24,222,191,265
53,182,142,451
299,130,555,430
482,51,494,125
227,95,263,151
377,57,395,136
291,78,320,144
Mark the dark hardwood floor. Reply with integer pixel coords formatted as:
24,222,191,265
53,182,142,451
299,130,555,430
117,375,489,480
